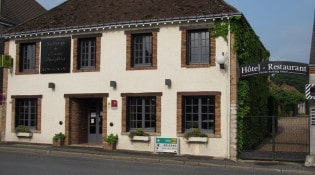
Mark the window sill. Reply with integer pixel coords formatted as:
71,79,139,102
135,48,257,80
185,137,208,143
131,136,150,142
16,132,33,138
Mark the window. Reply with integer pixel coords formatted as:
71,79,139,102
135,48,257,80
125,29,158,70
20,43,36,72
72,34,101,72
187,30,209,64
78,38,96,69
182,96,215,133
132,34,152,67
127,96,156,132
177,92,221,137
15,98,37,130
121,93,161,135
181,27,215,68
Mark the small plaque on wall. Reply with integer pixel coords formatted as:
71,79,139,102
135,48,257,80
41,37,71,74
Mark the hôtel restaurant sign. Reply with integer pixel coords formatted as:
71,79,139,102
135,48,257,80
240,61,308,78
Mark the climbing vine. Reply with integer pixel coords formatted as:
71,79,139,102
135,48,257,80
211,17,271,153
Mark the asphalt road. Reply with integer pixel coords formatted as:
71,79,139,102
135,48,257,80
0,150,307,175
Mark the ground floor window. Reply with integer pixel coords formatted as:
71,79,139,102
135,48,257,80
12,95,42,131
121,93,161,135
182,96,215,133
177,92,221,137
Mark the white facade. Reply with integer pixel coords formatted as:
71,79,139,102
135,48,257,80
2,23,233,158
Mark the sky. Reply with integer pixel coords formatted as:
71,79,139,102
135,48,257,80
36,0,315,64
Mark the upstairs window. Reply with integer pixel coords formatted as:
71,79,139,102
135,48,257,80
72,34,101,73
78,38,96,69
125,29,158,70
181,27,215,68
187,30,210,64
20,43,36,72
132,34,152,67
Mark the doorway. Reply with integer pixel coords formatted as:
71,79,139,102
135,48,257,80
88,99,102,144
65,95,107,146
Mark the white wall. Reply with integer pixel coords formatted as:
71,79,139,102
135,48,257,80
4,24,231,158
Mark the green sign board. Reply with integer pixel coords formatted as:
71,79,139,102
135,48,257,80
0,55,13,68
155,137,179,154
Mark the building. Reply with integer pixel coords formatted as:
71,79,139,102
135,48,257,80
0,0,46,140
309,12,315,156
0,0,267,160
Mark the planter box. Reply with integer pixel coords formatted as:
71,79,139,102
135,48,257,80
186,137,208,143
131,136,150,142
52,139,65,147
16,132,33,138
103,143,116,150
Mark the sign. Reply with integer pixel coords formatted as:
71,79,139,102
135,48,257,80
306,84,315,100
41,37,71,74
0,55,13,68
155,137,179,154
240,61,308,78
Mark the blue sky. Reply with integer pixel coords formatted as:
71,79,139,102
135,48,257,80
36,0,315,63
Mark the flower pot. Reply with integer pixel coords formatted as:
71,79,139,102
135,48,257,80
186,137,208,143
103,143,116,150
16,132,33,138
131,136,150,142
52,139,65,146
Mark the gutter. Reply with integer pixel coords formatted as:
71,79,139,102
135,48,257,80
2,13,242,39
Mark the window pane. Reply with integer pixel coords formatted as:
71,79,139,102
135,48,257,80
132,34,152,67
127,96,156,131
16,98,37,130
21,43,36,71
187,30,210,64
79,38,96,69
183,96,215,133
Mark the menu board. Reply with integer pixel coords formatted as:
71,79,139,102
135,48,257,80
41,37,71,74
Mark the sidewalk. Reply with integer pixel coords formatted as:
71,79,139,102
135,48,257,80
0,142,314,174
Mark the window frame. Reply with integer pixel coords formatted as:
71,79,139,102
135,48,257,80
121,92,161,136
78,37,96,69
177,92,221,137
132,34,153,67
127,96,156,132
16,41,40,75
125,29,158,70
11,95,42,133
182,96,215,134
72,34,101,73
180,26,216,68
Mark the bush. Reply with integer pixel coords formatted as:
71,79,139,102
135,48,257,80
184,128,208,139
53,132,66,142
15,125,31,133
104,134,118,144
128,129,149,139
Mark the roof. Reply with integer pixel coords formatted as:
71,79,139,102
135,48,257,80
310,12,315,65
5,0,239,34
0,0,46,25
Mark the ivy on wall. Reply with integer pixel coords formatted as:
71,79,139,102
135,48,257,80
211,17,271,153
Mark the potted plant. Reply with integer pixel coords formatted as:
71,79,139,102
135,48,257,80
184,128,208,143
103,133,118,150
52,132,66,146
128,129,150,142
15,125,32,138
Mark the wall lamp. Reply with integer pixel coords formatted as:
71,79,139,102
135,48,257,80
165,79,172,88
48,82,55,90
110,81,117,89
216,53,227,69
